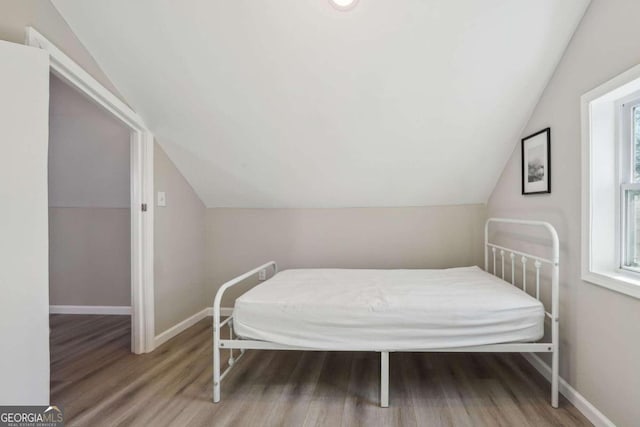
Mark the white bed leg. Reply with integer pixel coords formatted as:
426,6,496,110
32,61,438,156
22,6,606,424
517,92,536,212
551,256,560,409
381,351,389,408
213,318,221,403
551,345,559,408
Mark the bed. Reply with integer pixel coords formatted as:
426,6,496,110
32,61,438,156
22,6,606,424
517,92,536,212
212,218,560,408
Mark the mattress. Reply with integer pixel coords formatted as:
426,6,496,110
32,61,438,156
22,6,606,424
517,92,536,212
233,266,544,350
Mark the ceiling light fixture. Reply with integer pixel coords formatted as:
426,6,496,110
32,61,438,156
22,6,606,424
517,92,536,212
329,0,359,12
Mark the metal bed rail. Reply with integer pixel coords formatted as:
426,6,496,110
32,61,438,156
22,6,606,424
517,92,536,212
212,261,278,403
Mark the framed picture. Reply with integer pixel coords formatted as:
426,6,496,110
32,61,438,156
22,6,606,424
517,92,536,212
521,128,551,195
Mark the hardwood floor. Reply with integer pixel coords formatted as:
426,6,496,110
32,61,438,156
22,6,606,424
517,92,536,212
50,314,592,427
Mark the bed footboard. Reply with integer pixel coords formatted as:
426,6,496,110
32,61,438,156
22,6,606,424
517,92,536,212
485,218,560,408
212,261,278,403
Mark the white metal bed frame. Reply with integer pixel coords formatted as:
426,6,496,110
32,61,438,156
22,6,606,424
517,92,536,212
212,218,560,408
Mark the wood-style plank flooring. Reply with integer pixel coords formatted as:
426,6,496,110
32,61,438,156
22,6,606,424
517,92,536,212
50,314,592,426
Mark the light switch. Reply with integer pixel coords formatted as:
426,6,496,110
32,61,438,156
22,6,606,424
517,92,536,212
157,191,166,207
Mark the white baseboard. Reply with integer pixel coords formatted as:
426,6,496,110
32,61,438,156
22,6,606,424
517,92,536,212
154,308,210,348
522,353,615,427
153,307,234,349
49,305,132,315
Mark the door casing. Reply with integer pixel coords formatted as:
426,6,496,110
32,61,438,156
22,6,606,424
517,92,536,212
26,27,155,354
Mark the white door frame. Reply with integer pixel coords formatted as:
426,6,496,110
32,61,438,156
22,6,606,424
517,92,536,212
26,27,155,354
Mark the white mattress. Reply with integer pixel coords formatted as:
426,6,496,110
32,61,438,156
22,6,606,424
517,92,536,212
233,266,544,350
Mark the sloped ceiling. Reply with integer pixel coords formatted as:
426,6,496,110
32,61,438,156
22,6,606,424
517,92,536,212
52,0,589,208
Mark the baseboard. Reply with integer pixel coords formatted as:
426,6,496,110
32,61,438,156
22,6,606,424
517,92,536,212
153,307,234,349
522,353,615,427
154,307,211,348
49,305,132,315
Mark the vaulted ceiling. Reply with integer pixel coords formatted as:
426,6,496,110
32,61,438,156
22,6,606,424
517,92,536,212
52,0,589,208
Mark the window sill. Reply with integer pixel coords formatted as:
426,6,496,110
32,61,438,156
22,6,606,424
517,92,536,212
582,270,640,299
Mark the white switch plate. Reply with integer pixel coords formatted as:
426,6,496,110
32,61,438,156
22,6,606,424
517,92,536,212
157,191,166,207
258,269,266,281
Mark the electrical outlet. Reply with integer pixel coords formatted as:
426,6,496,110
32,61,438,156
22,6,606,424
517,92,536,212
258,269,266,281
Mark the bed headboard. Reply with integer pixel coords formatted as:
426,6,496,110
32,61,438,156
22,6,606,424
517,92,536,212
484,217,559,325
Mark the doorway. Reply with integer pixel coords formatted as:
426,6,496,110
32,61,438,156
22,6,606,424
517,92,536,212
27,27,155,354
48,72,132,352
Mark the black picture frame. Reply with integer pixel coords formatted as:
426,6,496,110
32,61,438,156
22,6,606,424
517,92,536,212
521,127,551,195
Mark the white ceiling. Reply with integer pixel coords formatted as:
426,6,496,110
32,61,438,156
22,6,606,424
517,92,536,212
52,0,590,208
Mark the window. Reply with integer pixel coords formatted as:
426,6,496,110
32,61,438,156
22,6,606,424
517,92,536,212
620,96,640,270
581,65,640,300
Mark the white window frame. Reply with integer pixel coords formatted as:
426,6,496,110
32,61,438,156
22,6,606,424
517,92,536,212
581,63,640,299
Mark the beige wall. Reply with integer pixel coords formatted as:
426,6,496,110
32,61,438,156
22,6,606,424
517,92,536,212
48,74,131,307
49,208,130,306
49,75,130,208
206,205,486,305
487,1,640,425
154,144,207,334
